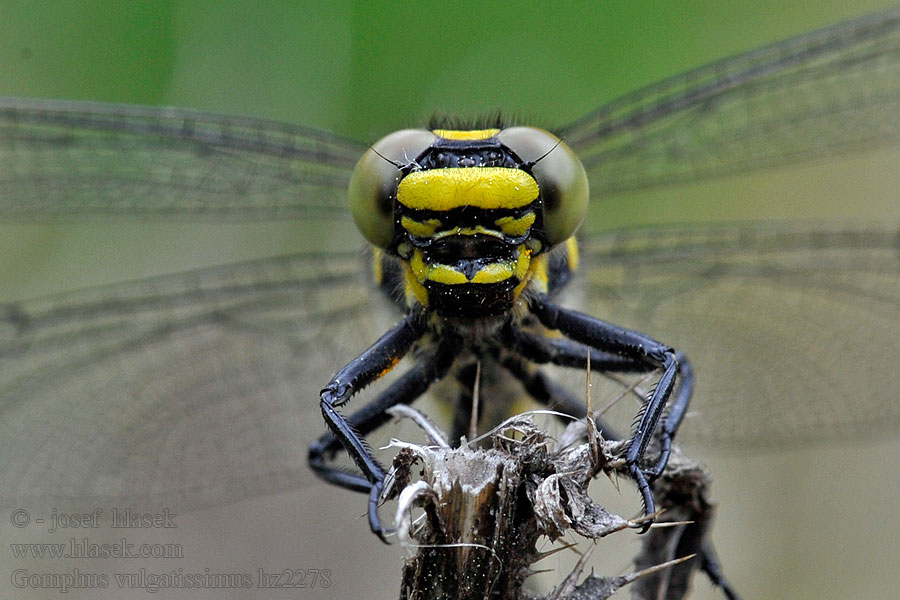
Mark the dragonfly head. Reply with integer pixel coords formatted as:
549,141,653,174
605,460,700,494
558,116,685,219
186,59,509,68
349,126,588,317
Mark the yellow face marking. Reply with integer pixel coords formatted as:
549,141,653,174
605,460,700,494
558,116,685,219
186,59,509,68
410,248,524,286
400,216,442,238
397,167,539,211
425,226,517,244
428,264,470,285
470,261,515,284
432,128,500,141
411,249,468,285
495,213,536,237
457,227,481,235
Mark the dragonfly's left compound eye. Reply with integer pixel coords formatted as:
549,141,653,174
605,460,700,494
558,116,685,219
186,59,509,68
498,127,589,245
349,129,436,249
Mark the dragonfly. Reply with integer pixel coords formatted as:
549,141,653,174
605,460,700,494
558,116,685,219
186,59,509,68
1,5,899,599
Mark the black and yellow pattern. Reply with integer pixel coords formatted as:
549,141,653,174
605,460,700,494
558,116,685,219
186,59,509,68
3,10,900,599
354,126,588,317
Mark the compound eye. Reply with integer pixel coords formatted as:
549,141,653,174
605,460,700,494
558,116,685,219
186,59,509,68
497,127,589,246
348,129,436,248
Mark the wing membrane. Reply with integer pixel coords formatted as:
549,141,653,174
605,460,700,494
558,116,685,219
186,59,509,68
2,8,900,512
577,223,900,447
0,97,365,219
562,6,900,195
2,221,895,510
0,243,386,511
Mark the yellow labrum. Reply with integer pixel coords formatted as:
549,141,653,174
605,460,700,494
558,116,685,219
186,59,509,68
432,128,500,140
470,261,515,284
397,167,539,211
409,247,531,286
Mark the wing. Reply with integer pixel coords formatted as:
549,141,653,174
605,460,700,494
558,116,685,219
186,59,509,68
0,97,380,512
555,7,900,449
562,5,900,197
0,97,365,219
0,245,389,512
2,7,900,515
576,223,900,448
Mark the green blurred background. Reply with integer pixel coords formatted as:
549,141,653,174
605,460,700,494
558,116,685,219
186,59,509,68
1,1,899,599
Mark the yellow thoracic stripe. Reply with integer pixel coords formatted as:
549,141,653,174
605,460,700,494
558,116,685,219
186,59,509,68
515,246,533,281
565,236,579,271
397,167,539,211
371,247,384,284
432,128,500,140
515,252,548,297
404,266,429,307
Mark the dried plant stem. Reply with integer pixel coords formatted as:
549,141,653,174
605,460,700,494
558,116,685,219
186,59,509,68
388,413,725,600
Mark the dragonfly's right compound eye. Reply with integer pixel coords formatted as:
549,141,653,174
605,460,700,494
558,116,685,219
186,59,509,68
349,129,436,248
497,127,589,246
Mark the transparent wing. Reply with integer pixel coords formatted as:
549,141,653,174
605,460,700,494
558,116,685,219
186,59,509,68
577,223,900,448
562,6,900,195
2,7,900,516
0,243,389,512
0,97,365,219
557,7,900,449
0,97,377,512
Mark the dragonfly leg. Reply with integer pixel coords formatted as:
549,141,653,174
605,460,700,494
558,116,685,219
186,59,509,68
502,313,736,598
526,295,682,532
700,540,742,600
640,350,693,482
500,324,736,599
501,324,693,482
308,313,458,540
